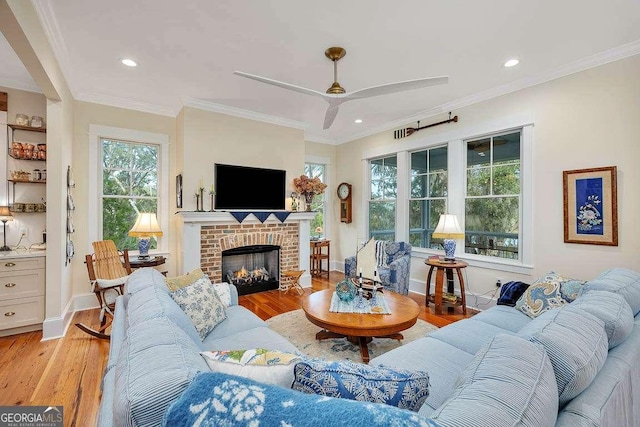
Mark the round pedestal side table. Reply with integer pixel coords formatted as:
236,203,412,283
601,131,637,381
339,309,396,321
425,258,468,315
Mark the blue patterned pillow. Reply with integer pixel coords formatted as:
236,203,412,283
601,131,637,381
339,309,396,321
291,358,429,412
163,371,441,427
515,272,586,318
171,279,227,340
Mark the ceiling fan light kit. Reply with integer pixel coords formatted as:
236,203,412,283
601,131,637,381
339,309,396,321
234,46,449,130
393,113,459,140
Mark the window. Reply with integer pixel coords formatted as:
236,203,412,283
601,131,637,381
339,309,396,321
465,131,521,259
363,122,531,271
304,163,327,239
101,138,159,250
369,155,397,241
89,125,169,253
409,146,448,249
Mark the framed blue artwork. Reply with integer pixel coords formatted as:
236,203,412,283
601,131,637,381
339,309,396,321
563,166,617,246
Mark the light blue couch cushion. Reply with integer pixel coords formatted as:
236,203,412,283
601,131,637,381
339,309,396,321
203,325,300,354
580,268,640,315
113,316,210,427
517,306,608,408
202,305,266,341
470,305,532,332
125,267,168,295
370,336,475,414
127,284,201,343
430,334,558,427
428,318,516,355
162,371,441,427
570,289,634,349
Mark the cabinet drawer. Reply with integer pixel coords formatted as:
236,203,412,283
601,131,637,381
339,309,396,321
0,270,45,300
0,297,44,330
0,257,45,273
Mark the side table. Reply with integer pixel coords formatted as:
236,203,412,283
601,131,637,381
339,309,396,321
425,258,467,315
281,269,305,295
129,255,167,276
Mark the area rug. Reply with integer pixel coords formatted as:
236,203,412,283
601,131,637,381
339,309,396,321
266,309,438,361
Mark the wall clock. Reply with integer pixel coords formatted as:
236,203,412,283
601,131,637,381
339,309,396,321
337,182,352,223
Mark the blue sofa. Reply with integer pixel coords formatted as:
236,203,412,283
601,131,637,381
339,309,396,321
98,267,640,426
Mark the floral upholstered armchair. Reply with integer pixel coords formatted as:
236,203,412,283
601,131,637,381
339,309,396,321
344,240,412,295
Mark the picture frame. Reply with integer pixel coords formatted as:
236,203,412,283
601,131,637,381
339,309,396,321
176,174,183,208
563,166,617,246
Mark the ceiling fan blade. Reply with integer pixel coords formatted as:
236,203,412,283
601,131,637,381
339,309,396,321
234,71,327,98
323,103,341,130
346,76,449,100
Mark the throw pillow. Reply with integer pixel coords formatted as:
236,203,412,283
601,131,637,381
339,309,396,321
163,371,441,427
291,358,429,412
170,279,227,340
496,281,530,307
164,267,209,292
515,271,586,318
212,282,232,307
200,348,300,388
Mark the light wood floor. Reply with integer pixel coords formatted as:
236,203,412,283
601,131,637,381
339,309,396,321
0,270,472,427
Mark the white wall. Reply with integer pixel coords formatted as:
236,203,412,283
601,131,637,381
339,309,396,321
334,54,640,304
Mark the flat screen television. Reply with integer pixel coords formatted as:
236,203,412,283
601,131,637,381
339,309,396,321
215,163,286,210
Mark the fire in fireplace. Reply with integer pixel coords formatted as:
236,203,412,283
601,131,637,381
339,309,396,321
221,244,280,296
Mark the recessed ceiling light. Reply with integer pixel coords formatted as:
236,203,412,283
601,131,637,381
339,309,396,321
121,58,138,67
503,59,519,68
354,119,363,124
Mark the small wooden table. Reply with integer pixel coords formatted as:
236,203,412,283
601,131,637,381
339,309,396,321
129,256,167,276
281,269,305,295
425,258,467,315
309,240,330,277
302,289,419,363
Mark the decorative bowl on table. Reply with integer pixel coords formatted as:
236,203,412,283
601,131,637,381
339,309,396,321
335,279,357,302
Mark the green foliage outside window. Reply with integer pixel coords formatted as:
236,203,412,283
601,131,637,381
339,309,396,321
102,139,159,250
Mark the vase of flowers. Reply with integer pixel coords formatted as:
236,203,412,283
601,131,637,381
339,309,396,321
293,175,327,212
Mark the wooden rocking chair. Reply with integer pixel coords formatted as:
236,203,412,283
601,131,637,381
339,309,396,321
75,240,132,339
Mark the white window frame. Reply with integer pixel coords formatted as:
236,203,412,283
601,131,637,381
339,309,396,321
305,155,331,240
362,115,533,275
88,124,169,255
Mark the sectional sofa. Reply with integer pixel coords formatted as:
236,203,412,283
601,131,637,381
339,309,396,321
98,267,640,426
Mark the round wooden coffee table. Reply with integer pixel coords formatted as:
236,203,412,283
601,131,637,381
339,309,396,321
302,289,420,363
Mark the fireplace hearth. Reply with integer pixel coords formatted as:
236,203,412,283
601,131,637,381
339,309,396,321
222,244,280,296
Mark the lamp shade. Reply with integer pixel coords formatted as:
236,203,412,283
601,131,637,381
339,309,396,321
432,214,464,239
128,213,163,238
0,206,13,221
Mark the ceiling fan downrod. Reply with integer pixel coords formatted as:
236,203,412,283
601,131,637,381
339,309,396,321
325,47,346,94
394,113,459,139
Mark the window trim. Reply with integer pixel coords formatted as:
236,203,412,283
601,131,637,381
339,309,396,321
305,155,331,241
88,124,169,254
362,115,533,275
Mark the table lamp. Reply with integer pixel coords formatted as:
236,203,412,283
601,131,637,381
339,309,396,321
128,213,163,259
0,207,13,251
432,214,464,261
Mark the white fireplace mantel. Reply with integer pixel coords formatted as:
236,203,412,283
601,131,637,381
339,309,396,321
176,211,316,287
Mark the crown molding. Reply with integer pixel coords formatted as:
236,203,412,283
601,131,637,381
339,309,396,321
303,133,338,145
337,40,640,144
32,0,77,97
76,92,177,117
183,98,308,130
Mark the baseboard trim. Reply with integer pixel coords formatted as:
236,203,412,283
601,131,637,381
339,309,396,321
41,294,98,341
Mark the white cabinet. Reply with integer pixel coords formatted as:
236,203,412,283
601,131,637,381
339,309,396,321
0,254,45,336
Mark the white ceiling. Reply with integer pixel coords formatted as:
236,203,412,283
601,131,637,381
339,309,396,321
2,0,640,143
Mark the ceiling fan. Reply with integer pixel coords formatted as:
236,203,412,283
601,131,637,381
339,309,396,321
234,47,449,130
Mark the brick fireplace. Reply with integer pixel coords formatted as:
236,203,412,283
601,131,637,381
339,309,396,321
177,212,315,289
